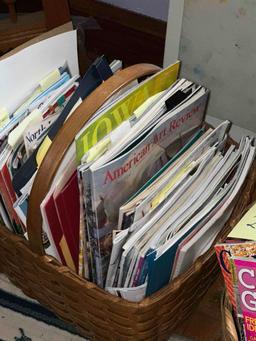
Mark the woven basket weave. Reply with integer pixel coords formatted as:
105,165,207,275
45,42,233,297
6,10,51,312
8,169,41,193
221,292,239,341
0,64,256,340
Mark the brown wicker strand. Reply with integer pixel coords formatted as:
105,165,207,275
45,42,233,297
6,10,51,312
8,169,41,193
221,292,239,341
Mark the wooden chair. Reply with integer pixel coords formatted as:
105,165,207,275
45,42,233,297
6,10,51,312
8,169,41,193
0,0,70,53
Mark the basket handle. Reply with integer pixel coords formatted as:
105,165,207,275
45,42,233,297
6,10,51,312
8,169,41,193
26,63,161,255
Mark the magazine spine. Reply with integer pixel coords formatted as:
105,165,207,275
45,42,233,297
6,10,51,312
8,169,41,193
78,170,89,279
132,256,145,287
214,245,238,311
83,168,98,283
0,167,23,234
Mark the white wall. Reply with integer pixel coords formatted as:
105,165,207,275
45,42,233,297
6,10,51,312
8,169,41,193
164,0,256,133
99,0,169,21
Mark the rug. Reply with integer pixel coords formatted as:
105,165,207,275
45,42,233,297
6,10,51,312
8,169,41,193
0,274,192,341
0,274,87,341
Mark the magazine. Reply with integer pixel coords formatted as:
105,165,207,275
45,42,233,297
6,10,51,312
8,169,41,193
75,62,180,162
84,89,208,287
233,257,256,341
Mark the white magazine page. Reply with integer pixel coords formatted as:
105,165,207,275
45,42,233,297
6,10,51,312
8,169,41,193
132,165,197,230
0,196,12,231
106,282,147,303
126,130,211,206
117,129,213,229
130,148,218,233
120,120,229,229
140,153,220,254
133,152,216,224
110,130,253,292
13,193,28,227
117,217,160,287
92,82,203,170
173,142,255,278
109,59,122,73
105,229,129,288
134,148,216,249
161,144,242,241
156,141,249,254
132,122,229,224
116,153,213,285
124,246,141,287
122,217,164,287
157,137,254,259
171,183,235,279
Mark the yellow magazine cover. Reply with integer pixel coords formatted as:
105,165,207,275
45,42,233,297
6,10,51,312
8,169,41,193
75,62,180,162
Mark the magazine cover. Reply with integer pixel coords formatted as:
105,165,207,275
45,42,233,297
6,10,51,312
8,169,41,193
234,257,256,341
0,151,24,234
75,62,180,162
85,91,208,287
215,241,256,312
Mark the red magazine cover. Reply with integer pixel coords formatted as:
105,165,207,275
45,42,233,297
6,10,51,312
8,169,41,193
42,194,68,267
54,172,80,273
3,162,17,203
0,158,23,234
215,243,238,310
233,257,256,341
215,241,256,314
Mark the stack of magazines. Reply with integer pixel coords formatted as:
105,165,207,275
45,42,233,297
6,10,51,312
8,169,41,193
0,31,255,303
215,202,256,341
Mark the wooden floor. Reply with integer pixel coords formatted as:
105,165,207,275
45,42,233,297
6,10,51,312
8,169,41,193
174,276,224,341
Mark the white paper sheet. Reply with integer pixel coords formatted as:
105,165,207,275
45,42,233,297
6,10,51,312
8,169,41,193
0,30,78,114
106,282,147,302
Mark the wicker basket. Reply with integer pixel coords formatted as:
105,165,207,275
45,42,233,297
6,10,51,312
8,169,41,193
0,64,256,340
221,292,239,341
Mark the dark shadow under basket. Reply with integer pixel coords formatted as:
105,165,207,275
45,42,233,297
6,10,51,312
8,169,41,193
0,64,256,340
